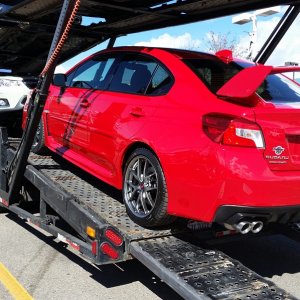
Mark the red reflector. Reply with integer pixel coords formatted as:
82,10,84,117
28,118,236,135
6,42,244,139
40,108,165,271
101,243,119,260
92,241,97,255
67,240,80,252
105,229,123,246
0,197,9,207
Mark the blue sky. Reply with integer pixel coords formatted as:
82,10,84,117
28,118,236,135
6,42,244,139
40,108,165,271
57,5,300,78
58,15,251,70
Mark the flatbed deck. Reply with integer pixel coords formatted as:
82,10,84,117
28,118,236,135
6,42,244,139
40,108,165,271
1,146,291,299
27,152,184,242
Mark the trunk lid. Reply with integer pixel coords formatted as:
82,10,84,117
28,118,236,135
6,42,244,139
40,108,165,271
217,63,300,171
255,87,300,171
255,105,300,171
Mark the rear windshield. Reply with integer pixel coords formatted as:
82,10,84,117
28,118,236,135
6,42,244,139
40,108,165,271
184,58,300,103
256,73,300,103
239,61,300,103
184,57,241,93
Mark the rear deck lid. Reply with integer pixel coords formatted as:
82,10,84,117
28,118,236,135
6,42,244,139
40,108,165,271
253,72,300,171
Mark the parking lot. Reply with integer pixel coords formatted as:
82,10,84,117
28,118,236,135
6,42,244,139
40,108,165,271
0,211,300,299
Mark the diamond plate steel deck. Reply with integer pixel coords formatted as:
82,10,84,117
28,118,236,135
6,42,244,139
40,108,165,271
27,153,184,241
130,236,296,300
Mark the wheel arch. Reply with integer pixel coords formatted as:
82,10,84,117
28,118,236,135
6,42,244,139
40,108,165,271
121,142,159,173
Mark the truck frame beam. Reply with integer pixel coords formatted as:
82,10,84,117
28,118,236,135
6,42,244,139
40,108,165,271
254,5,300,64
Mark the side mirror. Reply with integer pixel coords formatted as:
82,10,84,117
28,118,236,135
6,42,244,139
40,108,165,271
53,73,66,87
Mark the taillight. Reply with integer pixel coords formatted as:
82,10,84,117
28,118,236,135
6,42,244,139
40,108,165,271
203,114,265,148
101,243,119,260
105,229,123,246
203,114,232,143
223,120,265,148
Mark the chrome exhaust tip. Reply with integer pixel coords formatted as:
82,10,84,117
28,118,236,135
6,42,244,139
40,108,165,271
251,221,264,233
235,221,252,234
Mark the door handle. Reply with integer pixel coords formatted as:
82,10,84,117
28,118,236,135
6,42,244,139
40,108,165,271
130,107,144,117
80,99,90,108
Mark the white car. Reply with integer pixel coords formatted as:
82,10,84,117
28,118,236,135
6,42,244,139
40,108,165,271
0,76,37,129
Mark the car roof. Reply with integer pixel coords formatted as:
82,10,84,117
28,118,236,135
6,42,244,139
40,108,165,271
102,46,215,58
95,46,251,65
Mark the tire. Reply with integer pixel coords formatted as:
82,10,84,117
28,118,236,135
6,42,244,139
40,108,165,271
123,148,175,228
31,120,46,154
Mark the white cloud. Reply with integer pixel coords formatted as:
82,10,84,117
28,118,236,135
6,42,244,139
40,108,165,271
134,33,201,50
55,64,68,74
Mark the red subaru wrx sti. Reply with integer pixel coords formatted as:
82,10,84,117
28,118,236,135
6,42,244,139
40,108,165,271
23,46,300,232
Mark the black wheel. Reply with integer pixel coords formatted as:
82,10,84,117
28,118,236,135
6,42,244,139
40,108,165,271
123,148,175,227
31,120,46,154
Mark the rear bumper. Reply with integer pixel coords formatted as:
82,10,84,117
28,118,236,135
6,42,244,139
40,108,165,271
213,205,300,224
167,145,300,223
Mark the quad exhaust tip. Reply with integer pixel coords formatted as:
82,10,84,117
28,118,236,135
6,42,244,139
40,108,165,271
233,220,264,234
235,221,252,234
251,221,264,233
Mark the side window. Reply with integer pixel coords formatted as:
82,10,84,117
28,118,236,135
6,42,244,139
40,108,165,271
70,60,101,89
146,66,173,95
67,56,116,90
109,55,157,94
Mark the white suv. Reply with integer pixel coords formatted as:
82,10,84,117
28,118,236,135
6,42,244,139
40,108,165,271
0,76,37,130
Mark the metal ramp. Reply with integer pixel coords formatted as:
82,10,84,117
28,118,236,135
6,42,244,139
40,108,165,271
131,237,296,300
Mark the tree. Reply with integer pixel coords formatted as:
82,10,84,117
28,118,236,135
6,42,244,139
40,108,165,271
205,31,248,59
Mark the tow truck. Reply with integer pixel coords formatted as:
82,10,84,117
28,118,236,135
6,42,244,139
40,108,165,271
0,1,300,299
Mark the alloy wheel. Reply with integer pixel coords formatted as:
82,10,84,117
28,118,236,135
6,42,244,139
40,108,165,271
124,155,158,218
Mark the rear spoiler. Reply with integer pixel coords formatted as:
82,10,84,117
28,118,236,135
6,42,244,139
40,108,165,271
217,65,300,99
271,66,300,74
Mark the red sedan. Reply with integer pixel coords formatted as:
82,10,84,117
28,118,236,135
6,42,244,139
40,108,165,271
24,46,300,233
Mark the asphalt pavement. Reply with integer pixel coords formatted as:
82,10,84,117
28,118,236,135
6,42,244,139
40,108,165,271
1,211,300,300
0,212,182,300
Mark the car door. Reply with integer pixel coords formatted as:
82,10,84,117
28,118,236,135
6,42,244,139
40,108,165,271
46,55,116,156
85,53,162,181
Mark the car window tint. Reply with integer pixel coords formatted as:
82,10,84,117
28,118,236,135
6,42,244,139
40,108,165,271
184,58,240,93
146,66,173,95
67,57,116,90
236,61,300,103
109,55,157,94
256,74,300,103
70,60,100,89
93,58,116,90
